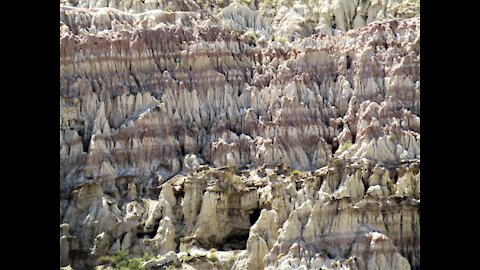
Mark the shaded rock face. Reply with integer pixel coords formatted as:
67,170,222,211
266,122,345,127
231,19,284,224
60,1,419,270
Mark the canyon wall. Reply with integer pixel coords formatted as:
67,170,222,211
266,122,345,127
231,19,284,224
60,1,420,269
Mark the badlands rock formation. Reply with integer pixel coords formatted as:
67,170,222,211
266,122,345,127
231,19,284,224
60,0,420,269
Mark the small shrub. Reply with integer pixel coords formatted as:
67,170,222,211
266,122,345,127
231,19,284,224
338,142,353,153
98,250,144,270
291,170,301,176
274,36,288,43
143,253,155,261
276,252,285,260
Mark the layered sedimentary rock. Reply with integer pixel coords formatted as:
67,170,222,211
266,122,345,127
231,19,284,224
60,1,419,269
60,162,420,269
60,0,419,37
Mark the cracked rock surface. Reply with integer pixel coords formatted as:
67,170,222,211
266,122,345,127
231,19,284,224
60,1,419,269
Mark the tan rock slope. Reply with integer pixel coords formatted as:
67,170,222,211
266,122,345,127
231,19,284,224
60,1,419,269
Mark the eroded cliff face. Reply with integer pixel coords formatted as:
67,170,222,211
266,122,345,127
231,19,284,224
60,1,419,269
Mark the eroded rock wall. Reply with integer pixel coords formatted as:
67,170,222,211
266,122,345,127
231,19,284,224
60,1,419,269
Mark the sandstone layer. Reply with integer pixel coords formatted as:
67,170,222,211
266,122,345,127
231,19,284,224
60,1,420,269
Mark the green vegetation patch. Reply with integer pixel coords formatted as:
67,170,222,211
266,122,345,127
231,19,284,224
273,36,288,43
98,250,144,270
338,142,353,153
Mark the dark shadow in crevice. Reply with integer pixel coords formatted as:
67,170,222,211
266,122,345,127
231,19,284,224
250,208,261,225
137,219,160,239
220,228,250,251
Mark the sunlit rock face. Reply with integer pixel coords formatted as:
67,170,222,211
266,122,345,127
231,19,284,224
60,1,419,269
